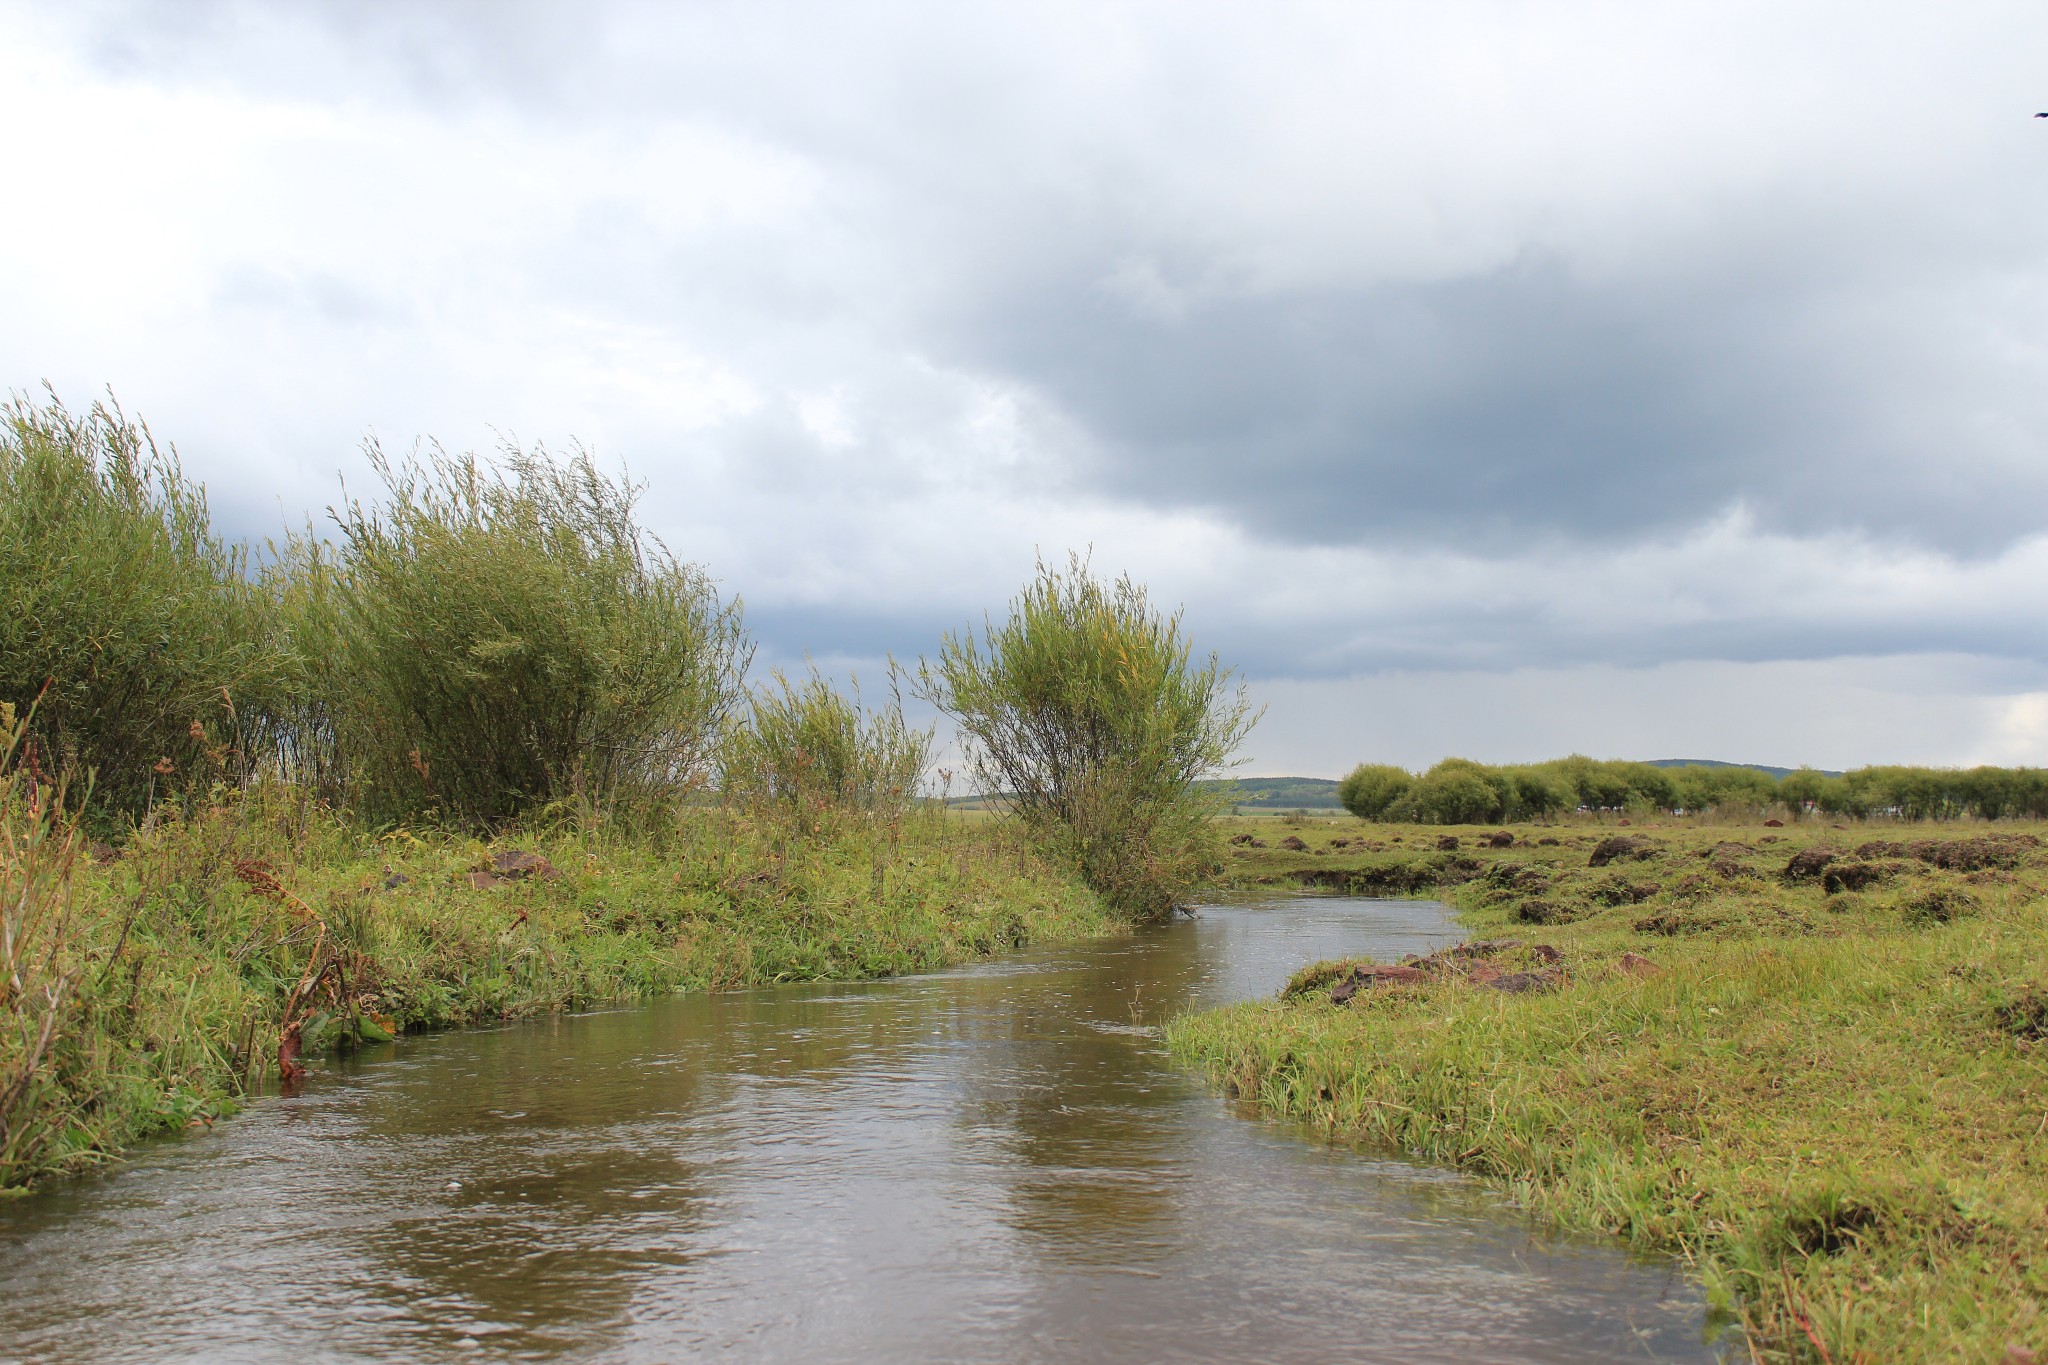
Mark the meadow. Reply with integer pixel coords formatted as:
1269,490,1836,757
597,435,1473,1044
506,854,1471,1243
1171,814,2048,1364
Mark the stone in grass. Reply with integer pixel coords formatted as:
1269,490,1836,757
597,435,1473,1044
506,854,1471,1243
491,849,562,880
1466,962,1565,994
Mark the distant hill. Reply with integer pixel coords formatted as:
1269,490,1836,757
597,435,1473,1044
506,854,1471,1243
946,776,1343,812
1645,758,1843,780
1199,776,1344,809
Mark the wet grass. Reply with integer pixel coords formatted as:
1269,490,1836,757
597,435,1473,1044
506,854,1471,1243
1,789,1108,1192
1170,816,2048,1363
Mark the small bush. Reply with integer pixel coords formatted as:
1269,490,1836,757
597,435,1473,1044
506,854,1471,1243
722,667,931,819
1393,758,1507,825
917,554,1257,918
1337,763,1413,820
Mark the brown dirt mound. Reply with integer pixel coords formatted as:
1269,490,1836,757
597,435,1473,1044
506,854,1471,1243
1782,848,1837,882
1822,860,1907,894
1588,835,1658,867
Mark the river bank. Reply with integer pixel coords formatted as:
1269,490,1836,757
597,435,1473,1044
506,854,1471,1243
0,894,1713,1363
0,792,1109,1192
1169,817,2048,1363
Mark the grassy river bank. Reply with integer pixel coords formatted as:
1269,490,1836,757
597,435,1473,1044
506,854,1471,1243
1169,816,2048,1363
0,789,1107,1192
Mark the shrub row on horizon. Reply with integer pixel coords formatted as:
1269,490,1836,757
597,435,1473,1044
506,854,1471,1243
1337,755,2048,824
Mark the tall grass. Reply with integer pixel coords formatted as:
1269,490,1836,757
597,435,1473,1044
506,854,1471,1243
306,440,751,827
722,666,931,820
918,554,1257,918
0,752,1108,1191
0,393,289,821
0,702,91,1182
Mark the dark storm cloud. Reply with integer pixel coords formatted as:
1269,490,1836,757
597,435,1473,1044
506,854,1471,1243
71,0,2048,561
952,241,2048,556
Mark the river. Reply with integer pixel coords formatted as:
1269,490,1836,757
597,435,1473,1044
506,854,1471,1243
0,895,1716,1363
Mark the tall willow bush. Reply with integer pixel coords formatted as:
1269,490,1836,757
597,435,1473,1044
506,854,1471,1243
918,556,1257,918
306,442,750,827
722,667,931,820
0,394,288,820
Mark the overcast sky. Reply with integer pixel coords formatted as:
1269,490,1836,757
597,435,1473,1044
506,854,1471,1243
7,0,2048,775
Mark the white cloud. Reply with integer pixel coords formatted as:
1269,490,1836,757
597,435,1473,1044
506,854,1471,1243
1243,656,2048,778
5,0,2047,769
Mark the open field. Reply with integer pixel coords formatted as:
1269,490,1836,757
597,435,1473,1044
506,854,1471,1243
1173,815,2048,1363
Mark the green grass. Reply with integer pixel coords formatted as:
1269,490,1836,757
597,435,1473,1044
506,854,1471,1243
2,786,1109,1192
1171,817,2048,1363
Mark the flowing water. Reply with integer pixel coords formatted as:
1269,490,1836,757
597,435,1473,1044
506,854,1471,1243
0,895,1718,1363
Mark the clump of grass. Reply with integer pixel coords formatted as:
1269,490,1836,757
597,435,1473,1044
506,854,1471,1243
0,703,94,1183
1902,883,1979,926
721,665,931,820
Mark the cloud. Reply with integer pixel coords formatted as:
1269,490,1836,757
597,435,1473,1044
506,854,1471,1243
1242,655,2048,778
5,1,2048,768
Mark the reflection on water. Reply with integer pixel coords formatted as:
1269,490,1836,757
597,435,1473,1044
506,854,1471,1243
0,896,1718,1363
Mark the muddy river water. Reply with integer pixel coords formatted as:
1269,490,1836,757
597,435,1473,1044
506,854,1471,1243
0,895,1718,1363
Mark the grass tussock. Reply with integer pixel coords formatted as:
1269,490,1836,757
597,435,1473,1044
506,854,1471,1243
722,665,931,819
1172,817,2048,1363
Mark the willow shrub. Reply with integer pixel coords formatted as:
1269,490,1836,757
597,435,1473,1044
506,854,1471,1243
722,667,931,820
1337,763,1413,820
0,393,289,821
308,441,750,827
918,556,1257,918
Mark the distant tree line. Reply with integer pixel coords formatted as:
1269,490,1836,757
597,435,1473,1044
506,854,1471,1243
1336,756,2048,824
